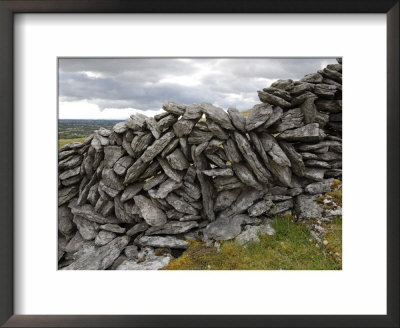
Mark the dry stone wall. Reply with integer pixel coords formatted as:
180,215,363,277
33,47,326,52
58,58,342,270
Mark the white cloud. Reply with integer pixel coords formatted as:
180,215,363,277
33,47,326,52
59,58,338,119
59,100,163,120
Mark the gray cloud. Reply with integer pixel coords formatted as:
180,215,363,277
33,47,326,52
59,57,336,112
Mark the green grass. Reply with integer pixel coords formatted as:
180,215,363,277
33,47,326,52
163,215,342,270
58,137,86,149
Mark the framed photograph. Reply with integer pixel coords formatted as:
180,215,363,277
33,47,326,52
0,1,398,327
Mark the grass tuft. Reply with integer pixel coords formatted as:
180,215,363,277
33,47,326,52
163,215,342,270
58,137,86,149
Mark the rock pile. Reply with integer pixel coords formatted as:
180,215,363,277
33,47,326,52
58,58,342,270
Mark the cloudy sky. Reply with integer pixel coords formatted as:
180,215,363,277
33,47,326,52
58,57,336,120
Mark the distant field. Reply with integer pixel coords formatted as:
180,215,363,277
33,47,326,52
58,137,87,149
59,119,122,139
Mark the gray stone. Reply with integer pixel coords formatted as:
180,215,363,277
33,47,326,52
133,195,167,227
295,194,323,219
63,236,130,270
165,193,198,215
139,161,161,180
205,138,224,154
206,154,228,168
234,131,270,183
64,231,85,253
305,179,334,194
123,159,148,184
146,221,198,235
140,131,175,163
100,223,126,234
58,205,74,235
265,195,292,201
59,166,80,180
304,160,331,169
125,114,147,131
103,146,124,168
315,111,330,128
188,129,214,144
145,117,161,139
315,99,342,113
182,104,203,120
327,63,342,72
73,215,99,241
157,157,184,182
262,87,292,101
204,214,245,241
157,114,178,132
95,230,116,246
151,178,182,199
289,82,315,96
271,108,304,133
218,188,264,218
303,168,326,181
248,199,274,217
279,141,305,177
161,138,180,158
227,107,246,132
300,72,323,83
137,236,189,249
173,119,196,137
260,106,283,129
199,103,234,131
124,245,139,259
277,123,325,142
182,181,202,201
270,199,294,214
179,137,191,160
232,163,263,190
59,149,76,160
206,120,229,140
258,91,291,108
314,83,337,99
224,138,243,163
296,140,341,152
259,133,291,167
102,168,124,191
113,156,134,176
179,214,202,222
131,133,154,157
59,155,83,170
300,94,318,124
143,173,168,191
166,148,190,170
287,187,303,197
246,103,274,131
214,188,241,212
236,223,276,245
98,180,119,198
319,68,342,83
120,182,144,202
203,168,233,177
113,122,128,134
162,100,186,116
58,186,79,206
126,222,149,236
117,247,172,270
271,79,294,90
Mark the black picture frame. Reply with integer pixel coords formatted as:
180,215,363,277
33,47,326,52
0,1,398,327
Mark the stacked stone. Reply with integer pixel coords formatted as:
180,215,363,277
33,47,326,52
58,58,342,270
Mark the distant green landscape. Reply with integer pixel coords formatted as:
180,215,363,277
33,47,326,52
59,119,123,139
58,119,123,149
